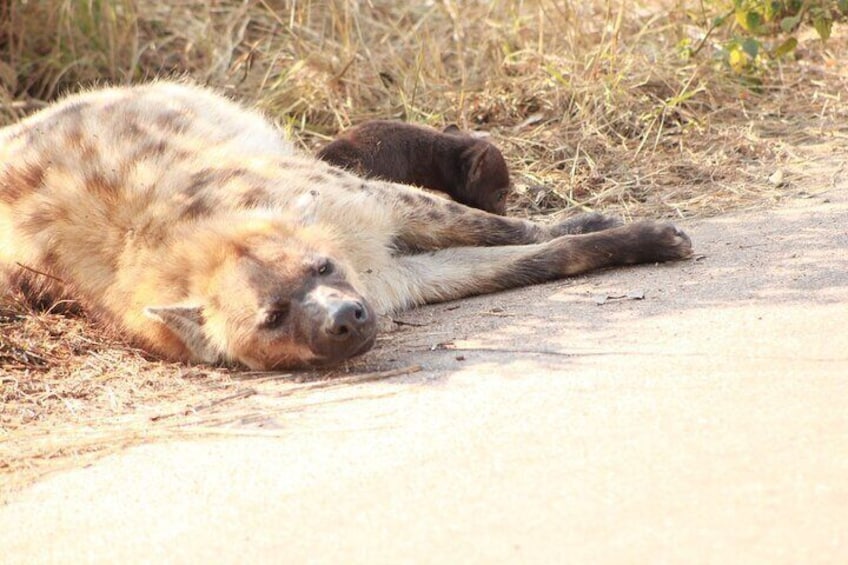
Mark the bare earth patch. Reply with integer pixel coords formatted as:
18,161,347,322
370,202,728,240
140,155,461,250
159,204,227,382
1,4,848,498
2,139,845,498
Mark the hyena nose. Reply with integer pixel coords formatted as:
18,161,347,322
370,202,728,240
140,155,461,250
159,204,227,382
326,300,370,339
305,285,377,364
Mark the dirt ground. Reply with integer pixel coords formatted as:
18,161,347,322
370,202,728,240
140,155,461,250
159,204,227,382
0,146,845,562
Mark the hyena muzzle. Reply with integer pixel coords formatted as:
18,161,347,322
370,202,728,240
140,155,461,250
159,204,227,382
0,81,693,370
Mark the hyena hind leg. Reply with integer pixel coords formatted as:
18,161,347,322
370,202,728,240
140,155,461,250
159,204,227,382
378,221,693,310
382,183,623,251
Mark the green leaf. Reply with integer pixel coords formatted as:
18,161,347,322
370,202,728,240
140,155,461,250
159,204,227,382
745,11,763,32
780,14,801,32
735,10,749,30
813,16,833,41
773,37,798,58
839,0,848,14
742,38,760,59
728,45,747,71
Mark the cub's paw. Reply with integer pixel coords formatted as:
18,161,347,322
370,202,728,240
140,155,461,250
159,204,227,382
552,212,623,236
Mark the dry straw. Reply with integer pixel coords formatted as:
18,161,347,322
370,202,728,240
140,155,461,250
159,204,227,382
1,0,847,493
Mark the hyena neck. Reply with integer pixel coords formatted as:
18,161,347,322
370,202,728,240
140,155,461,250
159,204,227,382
155,214,287,295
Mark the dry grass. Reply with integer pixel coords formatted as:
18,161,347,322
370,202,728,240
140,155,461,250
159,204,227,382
2,0,848,494
3,1,847,216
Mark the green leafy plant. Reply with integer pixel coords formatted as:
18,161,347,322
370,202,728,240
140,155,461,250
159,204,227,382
685,1,847,73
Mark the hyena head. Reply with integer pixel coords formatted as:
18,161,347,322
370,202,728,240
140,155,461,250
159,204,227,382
144,220,377,370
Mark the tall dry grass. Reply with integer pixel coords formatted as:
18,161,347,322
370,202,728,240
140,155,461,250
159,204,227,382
2,1,846,216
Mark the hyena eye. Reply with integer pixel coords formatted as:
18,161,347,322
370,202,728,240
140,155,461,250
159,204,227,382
316,260,334,276
261,305,290,330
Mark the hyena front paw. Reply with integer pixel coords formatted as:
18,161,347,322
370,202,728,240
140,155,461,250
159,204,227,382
636,222,693,262
551,212,623,237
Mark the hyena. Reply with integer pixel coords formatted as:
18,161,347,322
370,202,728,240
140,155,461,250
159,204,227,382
0,81,692,370
317,120,512,215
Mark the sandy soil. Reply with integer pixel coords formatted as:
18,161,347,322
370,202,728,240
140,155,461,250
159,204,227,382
0,156,846,563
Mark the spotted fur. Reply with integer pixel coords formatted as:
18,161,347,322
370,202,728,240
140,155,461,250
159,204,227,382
0,81,693,370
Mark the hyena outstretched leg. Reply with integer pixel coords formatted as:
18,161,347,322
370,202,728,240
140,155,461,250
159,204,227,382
366,221,692,312
361,179,622,252
548,212,624,236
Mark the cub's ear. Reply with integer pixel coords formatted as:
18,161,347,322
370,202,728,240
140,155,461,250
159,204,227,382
465,143,491,184
144,304,220,364
442,124,462,135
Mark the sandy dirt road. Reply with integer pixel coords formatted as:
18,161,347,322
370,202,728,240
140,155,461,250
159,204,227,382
1,177,846,563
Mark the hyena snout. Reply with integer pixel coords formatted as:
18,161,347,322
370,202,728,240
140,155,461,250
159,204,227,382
302,285,377,364
324,298,370,338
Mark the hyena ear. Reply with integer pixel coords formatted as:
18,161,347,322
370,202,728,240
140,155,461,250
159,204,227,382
442,124,462,135
289,189,320,226
144,305,220,364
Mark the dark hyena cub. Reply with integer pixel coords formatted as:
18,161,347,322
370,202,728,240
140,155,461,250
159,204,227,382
0,81,693,370
317,120,512,215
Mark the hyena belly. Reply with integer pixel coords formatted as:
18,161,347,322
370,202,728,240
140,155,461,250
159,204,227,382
0,81,692,370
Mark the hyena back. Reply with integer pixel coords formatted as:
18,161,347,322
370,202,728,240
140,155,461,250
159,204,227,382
0,81,692,370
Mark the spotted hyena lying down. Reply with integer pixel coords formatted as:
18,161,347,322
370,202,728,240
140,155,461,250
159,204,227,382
0,81,692,370
317,120,511,215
